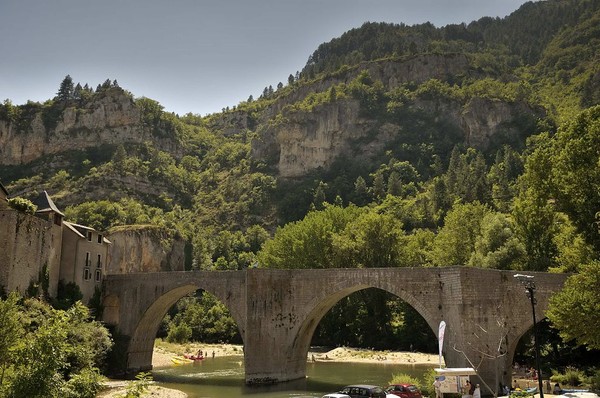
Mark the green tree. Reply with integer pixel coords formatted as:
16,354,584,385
445,147,491,204
467,212,525,269
488,146,523,212
513,132,560,271
548,106,600,250
3,298,110,398
371,171,386,202
352,176,369,206
312,181,328,210
0,293,22,386
551,214,594,273
431,202,491,266
166,322,192,344
168,293,240,344
387,171,402,196
332,211,407,268
258,204,364,269
135,97,164,127
57,75,74,102
547,261,600,350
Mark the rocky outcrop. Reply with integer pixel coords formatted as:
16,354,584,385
253,96,543,178
210,53,474,136
460,97,541,149
253,99,379,178
0,88,179,166
106,226,186,274
244,52,545,178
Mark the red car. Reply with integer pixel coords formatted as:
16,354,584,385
385,384,423,398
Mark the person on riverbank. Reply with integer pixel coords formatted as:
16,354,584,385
433,377,442,398
473,384,481,398
553,383,562,395
462,380,472,398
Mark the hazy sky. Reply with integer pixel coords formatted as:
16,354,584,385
0,0,531,116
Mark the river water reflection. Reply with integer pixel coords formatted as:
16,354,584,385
152,356,434,398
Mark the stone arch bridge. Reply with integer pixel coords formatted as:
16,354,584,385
102,267,567,392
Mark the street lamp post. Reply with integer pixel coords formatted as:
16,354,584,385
514,274,544,398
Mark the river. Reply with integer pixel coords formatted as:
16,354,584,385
152,355,434,397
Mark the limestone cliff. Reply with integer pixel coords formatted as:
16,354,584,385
244,53,543,178
211,53,474,136
252,96,543,178
0,88,179,166
106,226,186,274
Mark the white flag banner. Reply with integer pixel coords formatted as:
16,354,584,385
438,321,446,368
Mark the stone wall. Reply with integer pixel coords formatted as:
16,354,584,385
0,210,61,296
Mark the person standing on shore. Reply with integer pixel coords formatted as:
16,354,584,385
462,380,472,398
433,377,442,398
473,384,481,398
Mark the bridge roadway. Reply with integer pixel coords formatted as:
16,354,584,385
101,267,567,394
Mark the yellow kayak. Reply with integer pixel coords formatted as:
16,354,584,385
171,356,192,365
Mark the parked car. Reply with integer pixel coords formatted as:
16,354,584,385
385,384,423,398
339,384,387,398
322,394,352,398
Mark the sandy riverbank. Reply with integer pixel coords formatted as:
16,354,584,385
97,380,187,398
151,342,440,368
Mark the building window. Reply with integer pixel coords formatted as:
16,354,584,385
83,268,91,281
87,231,93,241
95,269,102,282
98,234,103,244
85,252,91,267
97,254,102,268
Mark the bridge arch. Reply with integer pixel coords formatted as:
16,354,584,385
102,271,247,373
127,285,197,370
288,276,439,378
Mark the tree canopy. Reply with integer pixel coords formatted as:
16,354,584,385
547,261,600,350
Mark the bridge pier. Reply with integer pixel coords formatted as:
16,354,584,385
102,268,567,389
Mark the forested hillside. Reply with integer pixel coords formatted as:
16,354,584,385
1,0,599,359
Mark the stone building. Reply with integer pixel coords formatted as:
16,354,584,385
0,185,110,302
60,221,110,301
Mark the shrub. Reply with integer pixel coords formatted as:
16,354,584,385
550,367,586,386
60,368,103,398
166,322,192,344
118,372,152,398
389,373,421,386
589,368,600,392
7,197,37,214
419,368,438,397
